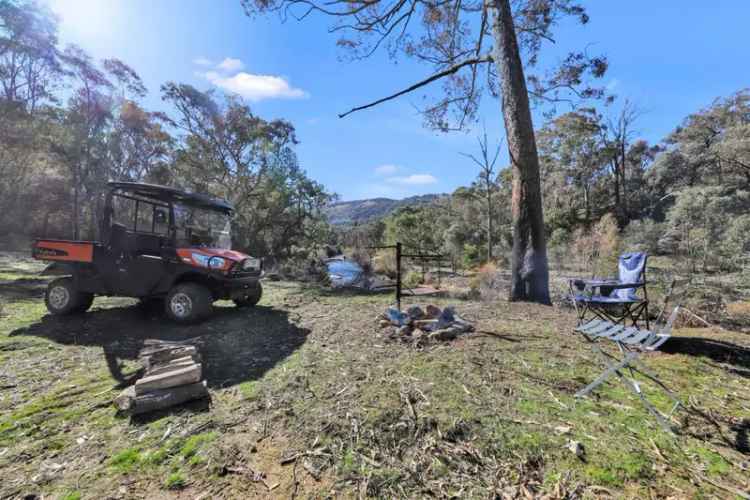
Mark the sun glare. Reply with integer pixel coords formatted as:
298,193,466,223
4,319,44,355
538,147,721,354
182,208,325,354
47,0,120,40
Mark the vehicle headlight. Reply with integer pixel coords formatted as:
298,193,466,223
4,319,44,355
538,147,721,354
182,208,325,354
242,258,261,271
208,257,226,269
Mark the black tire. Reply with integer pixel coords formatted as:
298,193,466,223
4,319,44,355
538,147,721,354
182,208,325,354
45,277,93,315
233,282,263,308
165,283,213,324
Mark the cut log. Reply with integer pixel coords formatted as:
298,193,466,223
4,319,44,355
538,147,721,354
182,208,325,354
139,343,193,357
414,319,439,330
135,363,202,395
146,360,197,377
428,326,463,341
146,355,196,373
114,386,136,410
140,346,199,370
115,381,208,415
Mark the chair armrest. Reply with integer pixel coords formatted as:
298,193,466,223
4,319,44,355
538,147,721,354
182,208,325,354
569,278,646,292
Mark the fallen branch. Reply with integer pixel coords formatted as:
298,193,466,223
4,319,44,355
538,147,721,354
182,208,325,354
338,55,493,118
280,447,332,465
681,307,724,330
225,466,278,491
693,470,750,499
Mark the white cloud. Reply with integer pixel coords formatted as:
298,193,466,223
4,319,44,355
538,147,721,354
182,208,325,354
606,78,620,91
374,164,399,176
217,57,244,72
386,174,438,185
193,57,213,67
193,56,308,102
202,70,308,102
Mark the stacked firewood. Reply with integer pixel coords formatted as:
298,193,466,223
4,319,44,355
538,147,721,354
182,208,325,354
114,340,208,415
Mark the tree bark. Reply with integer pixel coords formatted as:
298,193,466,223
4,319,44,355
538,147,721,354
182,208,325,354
486,0,551,304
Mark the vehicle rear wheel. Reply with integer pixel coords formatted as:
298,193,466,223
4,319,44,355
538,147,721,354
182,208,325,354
45,277,93,315
233,282,263,308
165,283,213,324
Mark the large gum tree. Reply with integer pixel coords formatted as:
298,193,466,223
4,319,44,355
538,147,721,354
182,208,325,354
243,0,608,304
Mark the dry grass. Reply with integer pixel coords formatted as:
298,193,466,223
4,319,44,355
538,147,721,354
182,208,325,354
1,253,749,498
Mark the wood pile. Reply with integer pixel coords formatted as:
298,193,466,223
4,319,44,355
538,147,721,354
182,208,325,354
114,340,208,415
379,304,474,345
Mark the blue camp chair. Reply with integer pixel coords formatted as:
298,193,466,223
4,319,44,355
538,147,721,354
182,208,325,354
569,252,650,328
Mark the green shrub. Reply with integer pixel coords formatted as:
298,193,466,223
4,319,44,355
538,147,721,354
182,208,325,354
623,218,664,255
403,269,422,288
165,471,186,490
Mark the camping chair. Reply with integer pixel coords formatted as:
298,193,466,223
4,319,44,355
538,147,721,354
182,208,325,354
574,306,682,432
570,252,650,329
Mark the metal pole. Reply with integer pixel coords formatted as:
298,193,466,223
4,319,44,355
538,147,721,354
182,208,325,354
396,241,402,311
437,256,441,289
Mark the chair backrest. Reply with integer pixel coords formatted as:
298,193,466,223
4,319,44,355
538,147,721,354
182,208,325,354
615,252,648,300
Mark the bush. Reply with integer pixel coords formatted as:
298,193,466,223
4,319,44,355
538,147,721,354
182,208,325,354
548,227,571,270
718,215,750,271
477,262,498,287
623,218,664,255
462,243,482,268
403,269,422,288
372,248,397,278
592,213,622,276
569,227,597,272
568,214,622,275
350,249,373,274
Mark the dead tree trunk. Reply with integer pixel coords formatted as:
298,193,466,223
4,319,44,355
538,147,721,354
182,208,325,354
487,0,551,304
486,188,493,262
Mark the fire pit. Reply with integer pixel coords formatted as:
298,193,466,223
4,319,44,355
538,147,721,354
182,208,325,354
379,304,474,344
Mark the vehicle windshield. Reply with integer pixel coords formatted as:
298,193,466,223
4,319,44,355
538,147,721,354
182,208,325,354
174,203,232,249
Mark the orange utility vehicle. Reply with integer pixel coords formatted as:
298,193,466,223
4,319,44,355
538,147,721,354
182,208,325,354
32,182,263,323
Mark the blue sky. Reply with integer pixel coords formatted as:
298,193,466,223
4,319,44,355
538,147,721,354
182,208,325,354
47,0,750,201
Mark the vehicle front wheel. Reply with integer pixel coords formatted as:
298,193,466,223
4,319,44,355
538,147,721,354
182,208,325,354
233,282,263,308
165,283,213,324
45,277,94,315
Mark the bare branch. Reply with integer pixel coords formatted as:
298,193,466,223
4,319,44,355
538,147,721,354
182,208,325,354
338,54,493,118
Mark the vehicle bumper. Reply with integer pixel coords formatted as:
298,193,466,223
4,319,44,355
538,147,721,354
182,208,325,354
213,274,262,300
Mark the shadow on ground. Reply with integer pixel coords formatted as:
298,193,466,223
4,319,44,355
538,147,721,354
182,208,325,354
0,277,48,302
10,302,309,390
661,336,750,379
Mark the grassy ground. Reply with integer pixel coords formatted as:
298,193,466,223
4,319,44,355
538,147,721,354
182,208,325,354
1,253,749,499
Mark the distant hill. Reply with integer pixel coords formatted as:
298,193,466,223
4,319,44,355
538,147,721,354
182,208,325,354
325,194,443,225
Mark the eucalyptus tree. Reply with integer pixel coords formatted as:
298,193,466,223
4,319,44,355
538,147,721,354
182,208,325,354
0,0,63,112
161,83,298,203
243,0,608,303
657,90,750,191
162,83,332,258
537,108,606,226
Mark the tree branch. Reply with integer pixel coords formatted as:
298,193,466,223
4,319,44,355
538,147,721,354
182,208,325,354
338,54,493,118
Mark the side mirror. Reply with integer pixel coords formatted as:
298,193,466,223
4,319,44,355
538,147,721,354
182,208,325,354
154,209,168,225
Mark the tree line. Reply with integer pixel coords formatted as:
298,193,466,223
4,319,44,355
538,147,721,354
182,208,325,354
339,90,750,276
0,0,332,265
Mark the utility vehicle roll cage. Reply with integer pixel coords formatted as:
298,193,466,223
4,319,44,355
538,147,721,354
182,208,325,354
102,182,234,247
